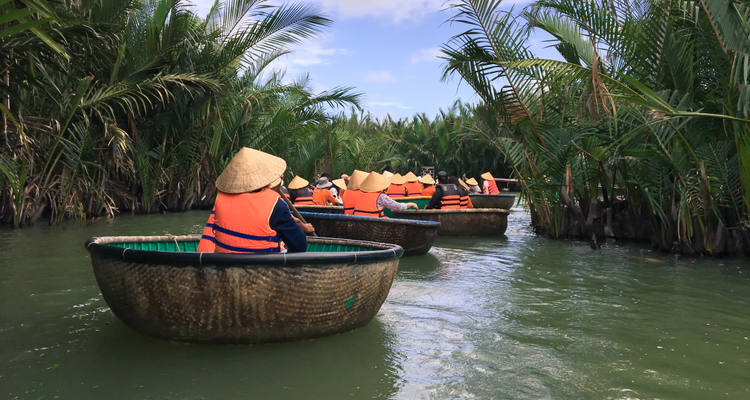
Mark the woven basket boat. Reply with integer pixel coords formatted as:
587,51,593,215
468,193,516,209
85,235,402,343
391,208,508,236
300,212,440,256
293,205,345,214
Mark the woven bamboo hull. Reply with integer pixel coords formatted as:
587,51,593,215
300,212,440,256
469,194,516,209
391,209,508,236
86,235,402,343
293,205,345,214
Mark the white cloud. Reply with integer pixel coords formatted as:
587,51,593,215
364,71,396,83
411,47,443,64
314,0,443,22
269,34,347,78
368,101,412,110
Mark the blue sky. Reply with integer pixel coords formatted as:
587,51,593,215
190,0,559,119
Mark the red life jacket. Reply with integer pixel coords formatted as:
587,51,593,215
291,187,314,205
211,189,282,253
484,180,500,194
422,185,435,197
438,184,461,209
386,184,406,197
353,191,383,218
197,208,216,252
342,189,360,215
404,181,422,196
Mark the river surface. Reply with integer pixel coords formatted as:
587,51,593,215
1,206,749,399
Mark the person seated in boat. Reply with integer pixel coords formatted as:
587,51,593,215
386,173,407,197
288,176,315,205
426,171,462,209
456,178,474,209
312,177,343,206
403,172,423,196
466,178,481,193
342,169,368,215
332,178,347,202
481,172,500,194
419,174,436,197
354,172,418,217
340,173,350,186
197,147,314,254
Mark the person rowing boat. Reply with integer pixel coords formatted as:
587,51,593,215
354,172,418,217
197,147,314,254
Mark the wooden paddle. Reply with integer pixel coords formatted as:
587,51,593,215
274,187,317,236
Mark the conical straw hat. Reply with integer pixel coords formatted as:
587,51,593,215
332,178,347,190
419,174,435,185
466,177,478,186
458,178,469,190
382,171,394,179
215,147,287,193
287,176,309,190
347,169,368,190
389,173,406,185
481,171,495,181
360,172,390,193
403,171,419,182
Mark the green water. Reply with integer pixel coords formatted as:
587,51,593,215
1,208,749,399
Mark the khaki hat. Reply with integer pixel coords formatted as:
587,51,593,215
466,177,478,186
389,173,406,185
360,172,390,193
332,178,347,190
288,176,309,190
419,174,435,185
458,178,469,190
481,172,495,181
347,169,368,190
382,171,394,179
215,147,287,193
403,171,419,182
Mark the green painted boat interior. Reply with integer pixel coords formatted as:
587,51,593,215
384,197,430,217
108,240,372,253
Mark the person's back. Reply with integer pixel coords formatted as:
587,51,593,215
426,171,461,209
312,187,338,205
197,147,312,254
290,187,314,205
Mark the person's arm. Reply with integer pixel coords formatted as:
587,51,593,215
327,190,342,205
377,193,407,211
426,186,443,209
269,199,307,253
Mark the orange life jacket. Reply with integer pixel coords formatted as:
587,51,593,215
422,185,435,197
484,180,500,194
438,184,461,209
291,187,314,205
404,181,422,196
353,191,383,218
386,184,406,197
459,188,473,209
312,188,337,205
211,189,282,253
197,208,216,252
342,189,360,215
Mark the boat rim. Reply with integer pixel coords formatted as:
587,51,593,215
393,208,509,214
86,235,403,267
468,193,516,197
299,211,441,227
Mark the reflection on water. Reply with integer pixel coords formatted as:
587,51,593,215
1,207,749,399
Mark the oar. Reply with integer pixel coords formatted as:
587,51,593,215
274,187,317,236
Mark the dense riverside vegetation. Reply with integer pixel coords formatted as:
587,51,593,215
0,0,507,228
441,0,750,255
0,0,360,227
